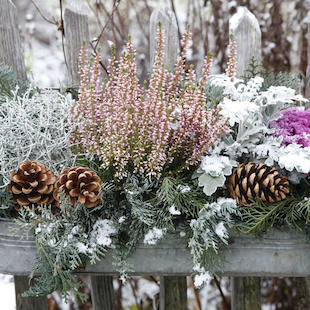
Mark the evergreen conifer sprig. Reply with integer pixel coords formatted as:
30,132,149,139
236,197,310,236
243,57,299,92
0,62,29,102
15,190,117,301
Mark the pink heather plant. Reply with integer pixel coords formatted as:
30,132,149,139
70,27,228,180
269,107,310,148
225,35,237,80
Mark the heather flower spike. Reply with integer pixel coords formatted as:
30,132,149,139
226,34,237,80
70,27,228,180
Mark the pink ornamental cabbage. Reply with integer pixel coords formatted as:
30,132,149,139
269,108,310,147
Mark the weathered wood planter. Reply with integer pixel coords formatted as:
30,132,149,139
1,217,309,278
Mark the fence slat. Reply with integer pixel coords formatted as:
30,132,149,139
229,7,262,310
64,0,90,85
14,276,48,310
150,7,179,71
160,276,187,310
64,3,116,309
229,6,262,77
90,276,115,310
231,277,260,310
150,8,186,310
0,0,27,80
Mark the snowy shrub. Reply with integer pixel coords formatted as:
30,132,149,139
0,89,78,197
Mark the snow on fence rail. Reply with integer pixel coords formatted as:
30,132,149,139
0,1,309,310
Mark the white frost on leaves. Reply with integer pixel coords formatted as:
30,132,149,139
219,98,259,126
76,242,88,254
193,265,212,288
190,219,197,229
169,204,181,215
91,219,116,247
254,138,310,175
177,184,191,193
118,216,126,224
215,222,227,239
35,224,42,234
143,227,166,245
197,155,236,196
277,144,310,173
199,155,234,177
258,86,308,107
180,231,186,237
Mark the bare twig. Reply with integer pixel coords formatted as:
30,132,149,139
59,0,68,71
129,0,149,42
190,277,202,310
116,278,123,310
30,0,57,25
129,279,143,310
142,0,152,17
86,0,104,30
214,276,230,310
90,42,109,76
93,0,122,50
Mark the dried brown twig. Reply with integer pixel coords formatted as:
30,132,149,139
30,0,57,25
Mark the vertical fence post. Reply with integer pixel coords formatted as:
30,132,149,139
64,2,116,308
229,7,262,310
90,275,116,310
14,276,48,310
150,7,180,72
0,0,27,80
150,7,187,310
64,0,90,85
229,6,262,77
0,1,47,308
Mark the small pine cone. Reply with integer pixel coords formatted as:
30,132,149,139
228,162,290,206
8,161,56,207
53,166,103,208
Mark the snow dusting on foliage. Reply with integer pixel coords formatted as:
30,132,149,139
143,227,166,245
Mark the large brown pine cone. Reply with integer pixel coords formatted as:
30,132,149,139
53,166,103,208
8,161,56,207
228,162,290,206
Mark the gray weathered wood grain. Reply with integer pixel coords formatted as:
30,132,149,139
3,219,310,277
229,6,261,77
150,9,185,308
14,276,48,310
0,0,27,80
231,277,261,310
150,7,179,71
90,275,115,310
64,0,90,85
229,9,262,307
160,276,187,310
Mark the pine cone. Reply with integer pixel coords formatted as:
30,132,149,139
53,166,103,208
228,162,290,206
8,161,56,207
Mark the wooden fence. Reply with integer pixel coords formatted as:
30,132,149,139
1,1,310,309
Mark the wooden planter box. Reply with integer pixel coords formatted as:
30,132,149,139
1,217,309,277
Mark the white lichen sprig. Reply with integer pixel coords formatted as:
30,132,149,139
0,88,78,194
